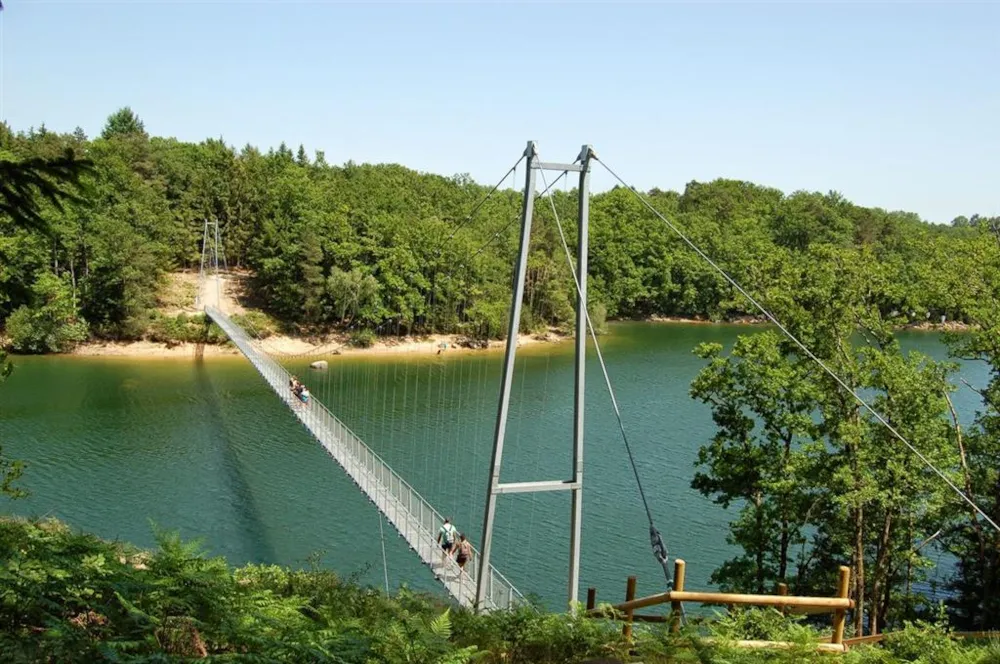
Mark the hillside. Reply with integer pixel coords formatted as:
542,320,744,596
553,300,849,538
2,109,998,355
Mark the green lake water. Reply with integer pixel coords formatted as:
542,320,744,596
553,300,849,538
0,323,984,609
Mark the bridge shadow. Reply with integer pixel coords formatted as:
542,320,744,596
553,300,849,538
193,356,277,563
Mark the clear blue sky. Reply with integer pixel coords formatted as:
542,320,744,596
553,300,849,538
2,1,997,223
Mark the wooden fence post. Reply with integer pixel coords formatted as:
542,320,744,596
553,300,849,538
671,559,686,634
586,587,596,612
623,576,637,640
777,582,788,616
831,566,851,647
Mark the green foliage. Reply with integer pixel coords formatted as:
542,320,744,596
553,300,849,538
0,318,25,502
145,312,227,345
709,607,818,643
0,148,94,233
100,107,146,140
231,310,279,339
690,243,973,634
2,517,1000,663
879,620,964,664
2,113,994,350
6,272,88,353
0,451,26,500
940,231,1000,630
349,328,376,348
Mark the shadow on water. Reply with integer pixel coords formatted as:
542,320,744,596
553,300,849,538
192,356,277,563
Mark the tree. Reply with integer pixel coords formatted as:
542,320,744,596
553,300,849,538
942,228,1000,629
690,331,819,593
693,245,963,634
0,149,94,233
6,272,89,353
101,107,147,140
0,346,26,496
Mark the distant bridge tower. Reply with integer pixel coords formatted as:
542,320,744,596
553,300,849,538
476,141,595,611
196,218,227,311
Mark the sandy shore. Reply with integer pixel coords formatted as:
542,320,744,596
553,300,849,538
69,331,562,359
59,317,972,359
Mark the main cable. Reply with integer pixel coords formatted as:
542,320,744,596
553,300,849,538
465,170,569,265
596,157,1000,534
433,154,526,259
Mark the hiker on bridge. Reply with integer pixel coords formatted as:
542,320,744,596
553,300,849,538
455,533,472,573
437,517,458,564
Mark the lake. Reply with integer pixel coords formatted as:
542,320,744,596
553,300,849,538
0,322,984,610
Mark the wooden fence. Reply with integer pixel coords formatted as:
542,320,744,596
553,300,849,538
584,559,854,654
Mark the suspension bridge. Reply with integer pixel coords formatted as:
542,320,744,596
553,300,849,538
202,296,523,611
195,141,1000,618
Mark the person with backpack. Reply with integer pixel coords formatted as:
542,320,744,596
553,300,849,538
436,517,458,566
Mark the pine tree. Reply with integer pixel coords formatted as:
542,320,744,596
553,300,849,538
101,107,147,140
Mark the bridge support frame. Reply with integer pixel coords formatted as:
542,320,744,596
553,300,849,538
476,141,595,612
196,218,227,311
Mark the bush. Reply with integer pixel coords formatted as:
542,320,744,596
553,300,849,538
231,310,278,339
881,619,963,664
5,274,89,353
349,328,376,348
3,516,1000,664
147,312,209,344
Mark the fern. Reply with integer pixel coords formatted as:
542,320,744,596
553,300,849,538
5,517,998,663
430,608,452,639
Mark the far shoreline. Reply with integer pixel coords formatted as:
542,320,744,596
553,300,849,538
8,316,971,361
62,330,567,361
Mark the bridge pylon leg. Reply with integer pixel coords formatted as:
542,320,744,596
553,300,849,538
476,142,595,613
476,141,538,611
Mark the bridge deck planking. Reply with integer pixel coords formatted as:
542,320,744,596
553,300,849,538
205,306,523,611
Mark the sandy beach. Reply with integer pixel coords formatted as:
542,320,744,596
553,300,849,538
69,331,560,359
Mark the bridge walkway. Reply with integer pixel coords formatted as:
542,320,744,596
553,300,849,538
205,305,523,611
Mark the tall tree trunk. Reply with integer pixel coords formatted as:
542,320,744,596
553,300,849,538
880,562,893,632
754,492,765,593
779,434,793,580
946,391,987,572
870,511,894,634
853,503,865,636
70,254,77,310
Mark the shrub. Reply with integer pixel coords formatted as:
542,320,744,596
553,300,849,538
349,328,376,348
231,310,278,339
5,274,89,353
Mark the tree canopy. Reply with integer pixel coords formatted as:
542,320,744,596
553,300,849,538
2,107,994,353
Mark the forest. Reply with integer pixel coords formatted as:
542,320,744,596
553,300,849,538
1,107,997,353
4,108,1000,658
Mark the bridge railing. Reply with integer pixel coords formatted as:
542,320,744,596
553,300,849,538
206,306,524,612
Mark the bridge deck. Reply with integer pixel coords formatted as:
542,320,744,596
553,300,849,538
205,306,523,611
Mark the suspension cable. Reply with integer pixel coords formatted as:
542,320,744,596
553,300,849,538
464,170,570,265
432,154,526,259
378,512,390,594
595,157,1000,534
536,165,676,591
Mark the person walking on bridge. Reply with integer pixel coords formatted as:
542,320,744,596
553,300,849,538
455,533,472,574
437,517,458,567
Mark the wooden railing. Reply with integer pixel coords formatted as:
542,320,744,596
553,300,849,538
585,559,854,654
842,631,1000,648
